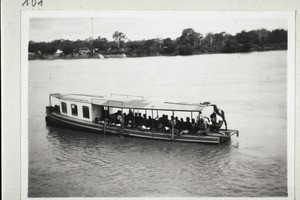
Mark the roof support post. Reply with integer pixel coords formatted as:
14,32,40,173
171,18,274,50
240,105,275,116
121,108,124,136
151,110,154,135
103,107,107,137
49,95,52,107
171,111,175,140
133,109,135,131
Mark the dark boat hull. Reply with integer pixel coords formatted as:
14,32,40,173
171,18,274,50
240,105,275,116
46,110,237,144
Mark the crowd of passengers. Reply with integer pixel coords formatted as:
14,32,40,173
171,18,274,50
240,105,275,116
99,105,227,135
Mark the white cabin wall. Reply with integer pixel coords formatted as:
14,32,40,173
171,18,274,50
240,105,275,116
59,100,92,122
92,105,102,121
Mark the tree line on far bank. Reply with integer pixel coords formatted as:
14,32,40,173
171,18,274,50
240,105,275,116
28,28,287,58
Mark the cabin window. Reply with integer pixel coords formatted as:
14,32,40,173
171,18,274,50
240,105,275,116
71,104,78,116
82,106,90,119
61,102,67,113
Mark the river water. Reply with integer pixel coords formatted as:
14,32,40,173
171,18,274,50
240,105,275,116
28,51,288,197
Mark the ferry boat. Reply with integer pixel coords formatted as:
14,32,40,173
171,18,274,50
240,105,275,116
45,93,239,144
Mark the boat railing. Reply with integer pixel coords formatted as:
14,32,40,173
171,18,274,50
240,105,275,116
49,93,62,98
111,93,144,100
164,101,211,107
59,96,90,103
91,98,125,107
91,98,107,105
67,94,105,98
107,100,124,106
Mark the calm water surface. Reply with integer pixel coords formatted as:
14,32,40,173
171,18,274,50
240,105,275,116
28,51,287,197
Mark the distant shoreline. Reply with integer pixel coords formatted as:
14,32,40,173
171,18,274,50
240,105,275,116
28,28,287,60
28,46,287,60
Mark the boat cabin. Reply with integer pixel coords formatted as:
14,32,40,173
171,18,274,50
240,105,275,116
46,93,238,144
49,93,212,123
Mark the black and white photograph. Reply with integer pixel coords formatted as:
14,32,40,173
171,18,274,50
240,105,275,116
21,10,294,198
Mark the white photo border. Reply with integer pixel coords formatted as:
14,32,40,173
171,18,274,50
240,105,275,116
21,10,295,200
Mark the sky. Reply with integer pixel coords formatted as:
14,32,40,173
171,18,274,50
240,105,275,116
29,11,288,42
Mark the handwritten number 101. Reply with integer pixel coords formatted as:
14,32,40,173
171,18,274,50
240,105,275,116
22,0,43,7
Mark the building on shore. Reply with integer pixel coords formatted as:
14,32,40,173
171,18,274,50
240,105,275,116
73,48,91,57
53,49,63,58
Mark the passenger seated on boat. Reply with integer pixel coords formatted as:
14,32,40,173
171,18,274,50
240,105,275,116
170,116,176,129
210,112,217,130
179,117,193,135
196,111,210,124
213,105,227,130
134,113,139,127
152,115,159,128
124,113,133,128
177,118,184,132
156,115,165,131
216,120,223,130
199,118,207,130
103,118,109,124
123,113,129,127
116,111,124,126
128,109,134,118
142,114,148,126
157,114,165,124
54,105,60,112
210,112,223,131
108,113,117,125
191,118,198,132
137,113,143,127
134,113,144,129
139,114,150,130
126,110,134,123
147,116,153,129
127,120,133,128
134,113,143,127
97,117,105,123
198,118,209,135
161,115,171,131
157,123,163,130
185,117,193,131
170,115,175,122
164,115,170,127
174,117,181,134
196,111,203,124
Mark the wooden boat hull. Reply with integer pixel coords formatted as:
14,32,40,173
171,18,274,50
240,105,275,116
45,110,238,144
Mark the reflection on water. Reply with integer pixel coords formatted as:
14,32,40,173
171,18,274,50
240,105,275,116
28,51,287,197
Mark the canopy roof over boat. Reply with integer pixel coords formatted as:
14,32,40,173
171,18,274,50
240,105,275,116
50,93,213,112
